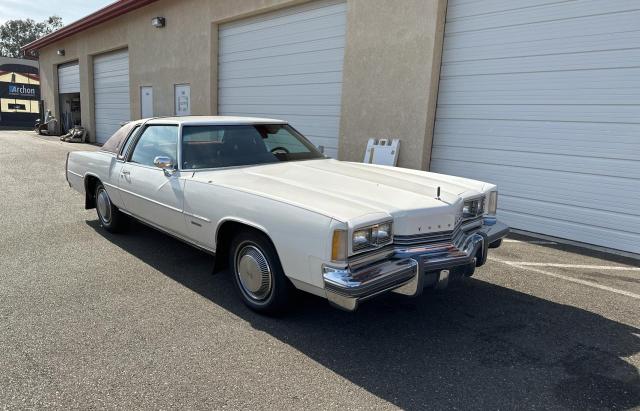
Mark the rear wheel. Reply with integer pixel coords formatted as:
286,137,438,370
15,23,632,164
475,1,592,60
229,230,293,315
95,183,127,233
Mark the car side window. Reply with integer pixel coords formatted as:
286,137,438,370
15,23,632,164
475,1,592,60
129,125,179,167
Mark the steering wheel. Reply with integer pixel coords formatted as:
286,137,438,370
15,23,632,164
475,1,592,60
270,146,290,155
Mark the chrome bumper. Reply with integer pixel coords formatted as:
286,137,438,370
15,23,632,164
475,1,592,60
323,219,509,311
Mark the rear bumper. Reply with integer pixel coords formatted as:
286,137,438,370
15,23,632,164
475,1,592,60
323,219,509,311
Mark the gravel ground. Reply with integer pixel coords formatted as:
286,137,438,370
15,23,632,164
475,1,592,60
0,130,638,410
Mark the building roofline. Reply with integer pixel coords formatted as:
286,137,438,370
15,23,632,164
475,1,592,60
21,0,159,53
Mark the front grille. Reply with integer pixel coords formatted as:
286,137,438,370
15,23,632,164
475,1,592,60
393,217,481,247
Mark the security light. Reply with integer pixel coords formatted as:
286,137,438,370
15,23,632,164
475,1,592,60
151,17,166,28
57,49,65,56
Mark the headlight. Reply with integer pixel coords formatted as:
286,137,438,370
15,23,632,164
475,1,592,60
487,191,498,215
463,197,485,219
352,221,393,252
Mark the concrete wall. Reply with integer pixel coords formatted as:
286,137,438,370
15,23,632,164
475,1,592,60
37,0,446,169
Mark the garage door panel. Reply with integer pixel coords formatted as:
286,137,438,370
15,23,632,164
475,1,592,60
433,134,640,162
430,159,640,217
220,37,345,64
437,88,640,106
446,1,639,33
221,1,346,36
221,93,342,106
430,159,640,199
437,104,640,124
443,30,640,64
58,62,80,94
435,119,640,146
431,146,640,179
221,20,345,53
219,1,345,154
501,196,640,235
445,10,640,48
221,103,340,116
220,83,343,98
442,48,640,77
220,59,344,81
439,68,640,92
446,0,573,20
220,71,342,88
220,49,344,75
94,49,129,144
500,210,640,254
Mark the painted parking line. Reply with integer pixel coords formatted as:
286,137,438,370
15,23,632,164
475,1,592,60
489,257,640,300
504,262,640,271
503,239,557,245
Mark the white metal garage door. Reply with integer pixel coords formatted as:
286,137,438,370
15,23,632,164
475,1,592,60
432,0,640,254
57,62,80,94
93,49,130,144
218,0,347,158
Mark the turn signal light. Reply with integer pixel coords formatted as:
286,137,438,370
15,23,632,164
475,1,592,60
331,229,347,262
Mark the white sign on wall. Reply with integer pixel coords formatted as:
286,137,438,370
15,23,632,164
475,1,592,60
175,84,191,116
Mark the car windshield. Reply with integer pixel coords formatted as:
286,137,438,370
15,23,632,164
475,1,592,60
181,124,325,169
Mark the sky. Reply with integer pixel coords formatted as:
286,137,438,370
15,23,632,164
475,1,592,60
0,0,114,25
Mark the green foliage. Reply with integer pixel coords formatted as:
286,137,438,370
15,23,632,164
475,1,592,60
0,16,63,58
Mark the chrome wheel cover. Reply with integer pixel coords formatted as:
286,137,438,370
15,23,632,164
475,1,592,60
96,188,112,225
235,244,273,301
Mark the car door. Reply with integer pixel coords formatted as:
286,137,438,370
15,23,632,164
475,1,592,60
118,124,187,237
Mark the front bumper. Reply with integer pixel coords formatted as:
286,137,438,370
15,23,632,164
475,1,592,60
323,219,509,311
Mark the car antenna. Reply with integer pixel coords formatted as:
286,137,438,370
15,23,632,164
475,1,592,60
436,186,441,200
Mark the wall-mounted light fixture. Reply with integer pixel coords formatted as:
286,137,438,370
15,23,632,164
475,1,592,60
151,17,166,28
57,49,65,56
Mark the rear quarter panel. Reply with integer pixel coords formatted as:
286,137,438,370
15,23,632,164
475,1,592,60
67,151,124,207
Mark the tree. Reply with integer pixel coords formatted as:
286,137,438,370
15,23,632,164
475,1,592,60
0,16,63,58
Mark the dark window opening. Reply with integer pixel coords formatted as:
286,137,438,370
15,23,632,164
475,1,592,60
181,124,325,169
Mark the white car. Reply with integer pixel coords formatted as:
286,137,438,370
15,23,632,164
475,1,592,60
66,116,509,313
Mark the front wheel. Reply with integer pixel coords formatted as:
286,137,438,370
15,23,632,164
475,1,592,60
229,230,293,315
95,183,127,233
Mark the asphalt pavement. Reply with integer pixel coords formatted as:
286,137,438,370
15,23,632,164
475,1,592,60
0,130,638,410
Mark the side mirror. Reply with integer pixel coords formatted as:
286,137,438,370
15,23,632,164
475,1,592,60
153,156,176,176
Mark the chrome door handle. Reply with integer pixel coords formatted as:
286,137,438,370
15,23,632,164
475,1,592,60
121,171,130,175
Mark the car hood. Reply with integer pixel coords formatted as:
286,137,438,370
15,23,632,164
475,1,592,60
191,159,493,235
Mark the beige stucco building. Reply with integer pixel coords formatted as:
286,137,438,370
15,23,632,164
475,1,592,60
26,0,640,255
27,0,446,170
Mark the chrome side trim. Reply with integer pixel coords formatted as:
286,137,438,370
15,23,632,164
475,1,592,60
117,186,183,213
184,211,211,223
67,170,83,178
102,181,119,190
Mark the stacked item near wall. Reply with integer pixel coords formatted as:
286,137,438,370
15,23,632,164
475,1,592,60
60,122,87,143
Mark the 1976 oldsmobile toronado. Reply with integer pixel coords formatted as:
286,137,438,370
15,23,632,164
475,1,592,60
66,116,509,313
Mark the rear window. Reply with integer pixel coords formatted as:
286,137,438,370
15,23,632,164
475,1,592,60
101,121,141,153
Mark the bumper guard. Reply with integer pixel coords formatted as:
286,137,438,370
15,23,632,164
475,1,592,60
323,219,509,311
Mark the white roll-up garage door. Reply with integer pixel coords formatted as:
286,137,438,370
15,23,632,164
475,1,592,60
218,0,347,158
57,62,80,94
93,49,130,144
432,0,640,254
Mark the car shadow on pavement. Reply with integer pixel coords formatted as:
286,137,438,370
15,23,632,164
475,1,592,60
87,220,640,410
